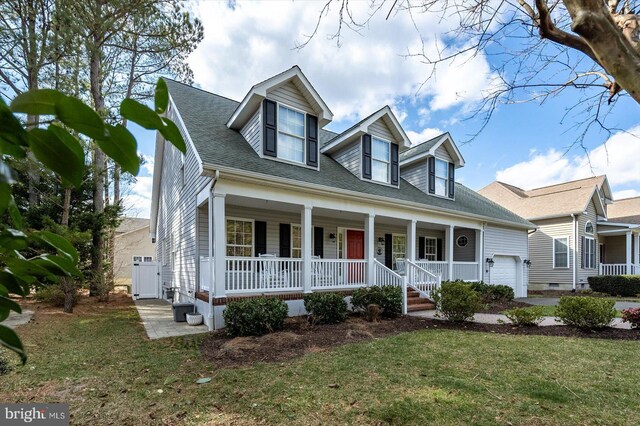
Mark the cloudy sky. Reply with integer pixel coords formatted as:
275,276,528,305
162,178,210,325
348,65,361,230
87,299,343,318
125,0,640,217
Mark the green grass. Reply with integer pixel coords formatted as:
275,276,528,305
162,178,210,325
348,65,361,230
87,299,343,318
3,298,640,425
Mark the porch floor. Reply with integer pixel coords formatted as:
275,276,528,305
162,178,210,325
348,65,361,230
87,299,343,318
135,299,208,340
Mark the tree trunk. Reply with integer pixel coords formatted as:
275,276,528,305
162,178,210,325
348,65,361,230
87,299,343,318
563,0,640,103
61,187,71,226
60,277,76,314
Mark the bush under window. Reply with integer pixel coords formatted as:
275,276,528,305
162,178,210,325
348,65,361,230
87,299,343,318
303,292,348,324
555,296,616,330
469,281,514,304
351,285,402,319
432,281,482,322
223,297,288,337
587,275,640,297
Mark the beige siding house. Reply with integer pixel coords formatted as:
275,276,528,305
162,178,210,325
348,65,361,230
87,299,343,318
480,176,640,291
114,218,155,286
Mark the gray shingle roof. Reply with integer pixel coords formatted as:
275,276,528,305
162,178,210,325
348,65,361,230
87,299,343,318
399,134,444,162
165,79,533,228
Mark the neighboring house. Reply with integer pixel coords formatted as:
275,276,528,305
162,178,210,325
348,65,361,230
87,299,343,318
150,66,535,329
114,217,155,287
479,176,640,291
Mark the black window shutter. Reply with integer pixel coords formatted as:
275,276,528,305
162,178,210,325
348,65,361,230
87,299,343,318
418,237,425,259
279,223,291,258
390,143,399,186
313,227,324,258
385,233,393,268
362,134,372,179
306,114,318,167
255,221,267,256
436,238,443,261
428,157,435,194
263,99,277,157
581,236,585,268
448,163,455,199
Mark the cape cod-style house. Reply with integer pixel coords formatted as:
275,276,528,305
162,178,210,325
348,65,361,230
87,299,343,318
480,176,640,291
150,66,535,329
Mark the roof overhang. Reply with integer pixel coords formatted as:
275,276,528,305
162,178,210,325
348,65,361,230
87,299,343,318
320,106,412,154
600,176,613,202
226,66,333,130
585,185,606,217
399,133,465,168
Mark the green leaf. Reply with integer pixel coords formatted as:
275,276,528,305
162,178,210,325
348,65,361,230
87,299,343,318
33,254,82,277
0,98,28,156
5,257,55,281
0,229,28,251
159,118,186,154
155,79,169,114
0,272,28,296
10,89,63,116
0,324,27,364
56,95,107,140
33,231,79,263
0,294,22,320
7,195,23,229
195,377,211,384
28,127,85,188
120,99,164,130
99,124,139,175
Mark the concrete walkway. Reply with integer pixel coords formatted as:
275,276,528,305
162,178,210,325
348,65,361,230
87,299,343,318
135,299,208,340
517,297,640,311
5,309,34,329
409,310,632,329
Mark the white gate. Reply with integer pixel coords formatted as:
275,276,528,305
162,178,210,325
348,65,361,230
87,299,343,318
132,261,160,300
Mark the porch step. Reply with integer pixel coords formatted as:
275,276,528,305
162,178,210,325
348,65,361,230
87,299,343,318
406,288,435,311
407,302,436,312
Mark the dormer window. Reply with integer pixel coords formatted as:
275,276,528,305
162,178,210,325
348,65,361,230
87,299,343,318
371,137,391,183
435,159,449,197
277,105,305,163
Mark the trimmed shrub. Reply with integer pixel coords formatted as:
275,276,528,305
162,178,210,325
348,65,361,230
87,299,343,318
470,281,515,304
432,281,482,322
303,292,348,324
504,306,545,326
588,275,640,297
223,297,288,337
34,285,65,307
555,296,617,330
621,307,640,329
351,285,402,319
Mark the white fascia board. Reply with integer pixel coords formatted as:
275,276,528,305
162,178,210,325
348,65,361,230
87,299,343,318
584,186,606,217
202,163,535,230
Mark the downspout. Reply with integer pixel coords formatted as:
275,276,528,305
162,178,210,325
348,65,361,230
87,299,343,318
571,214,577,291
208,170,220,329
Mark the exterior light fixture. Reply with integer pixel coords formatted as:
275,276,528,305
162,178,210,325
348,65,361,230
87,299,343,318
524,259,532,268
485,257,494,267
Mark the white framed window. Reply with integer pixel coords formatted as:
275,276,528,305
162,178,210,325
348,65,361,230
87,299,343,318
133,256,143,263
371,137,391,183
424,237,437,261
392,234,406,270
553,236,570,268
585,221,594,234
291,224,302,258
584,237,596,269
226,218,254,257
132,256,153,263
435,159,448,197
456,235,468,247
277,104,305,163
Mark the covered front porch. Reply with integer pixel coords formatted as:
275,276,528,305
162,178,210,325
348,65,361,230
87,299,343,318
598,225,640,275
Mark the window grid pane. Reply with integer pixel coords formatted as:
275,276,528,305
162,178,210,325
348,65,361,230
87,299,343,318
554,238,568,268
392,235,406,270
291,225,302,258
372,160,389,183
227,219,253,257
424,238,437,261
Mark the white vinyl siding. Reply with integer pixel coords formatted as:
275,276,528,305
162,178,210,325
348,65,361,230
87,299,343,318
401,161,428,193
267,81,317,114
528,217,573,286
434,144,453,162
371,137,391,183
553,237,570,268
333,139,360,177
240,108,262,155
368,117,396,141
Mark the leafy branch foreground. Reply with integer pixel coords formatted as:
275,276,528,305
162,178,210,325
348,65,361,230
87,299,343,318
0,79,185,362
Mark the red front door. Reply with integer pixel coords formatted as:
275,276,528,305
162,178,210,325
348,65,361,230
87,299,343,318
346,230,365,284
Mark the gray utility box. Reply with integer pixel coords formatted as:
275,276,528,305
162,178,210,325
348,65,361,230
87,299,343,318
172,303,194,322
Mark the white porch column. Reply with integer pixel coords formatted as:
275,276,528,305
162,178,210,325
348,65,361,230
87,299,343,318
365,214,375,285
626,231,633,274
475,228,484,281
634,233,640,269
406,219,417,262
302,205,313,293
212,192,226,298
446,225,454,281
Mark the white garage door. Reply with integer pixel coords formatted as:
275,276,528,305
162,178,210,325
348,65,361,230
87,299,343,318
490,256,517,289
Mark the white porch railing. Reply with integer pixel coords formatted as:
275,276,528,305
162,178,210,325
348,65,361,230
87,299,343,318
599,263,640,275
374,260,403,287
311,259,367,290
415,260,448,281
452,262,479,281
199,256,211,291
406,260,440,298
225,257,304,294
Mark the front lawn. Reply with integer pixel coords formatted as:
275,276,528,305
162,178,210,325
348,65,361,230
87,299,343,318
2,296,640,425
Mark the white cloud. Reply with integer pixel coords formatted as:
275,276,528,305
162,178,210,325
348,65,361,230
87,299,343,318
614,189,640,199
122,154,154,218
188,1,498,128
406,127,444,145
495,126,640,192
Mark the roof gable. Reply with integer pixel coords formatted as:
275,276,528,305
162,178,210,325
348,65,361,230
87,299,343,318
399,133,465,167
227,66,333,129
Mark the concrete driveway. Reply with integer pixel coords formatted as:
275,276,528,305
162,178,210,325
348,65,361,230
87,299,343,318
517,297,640,311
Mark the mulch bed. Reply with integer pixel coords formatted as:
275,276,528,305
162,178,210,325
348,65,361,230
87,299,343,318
200,314,640,368
477,300,532,314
